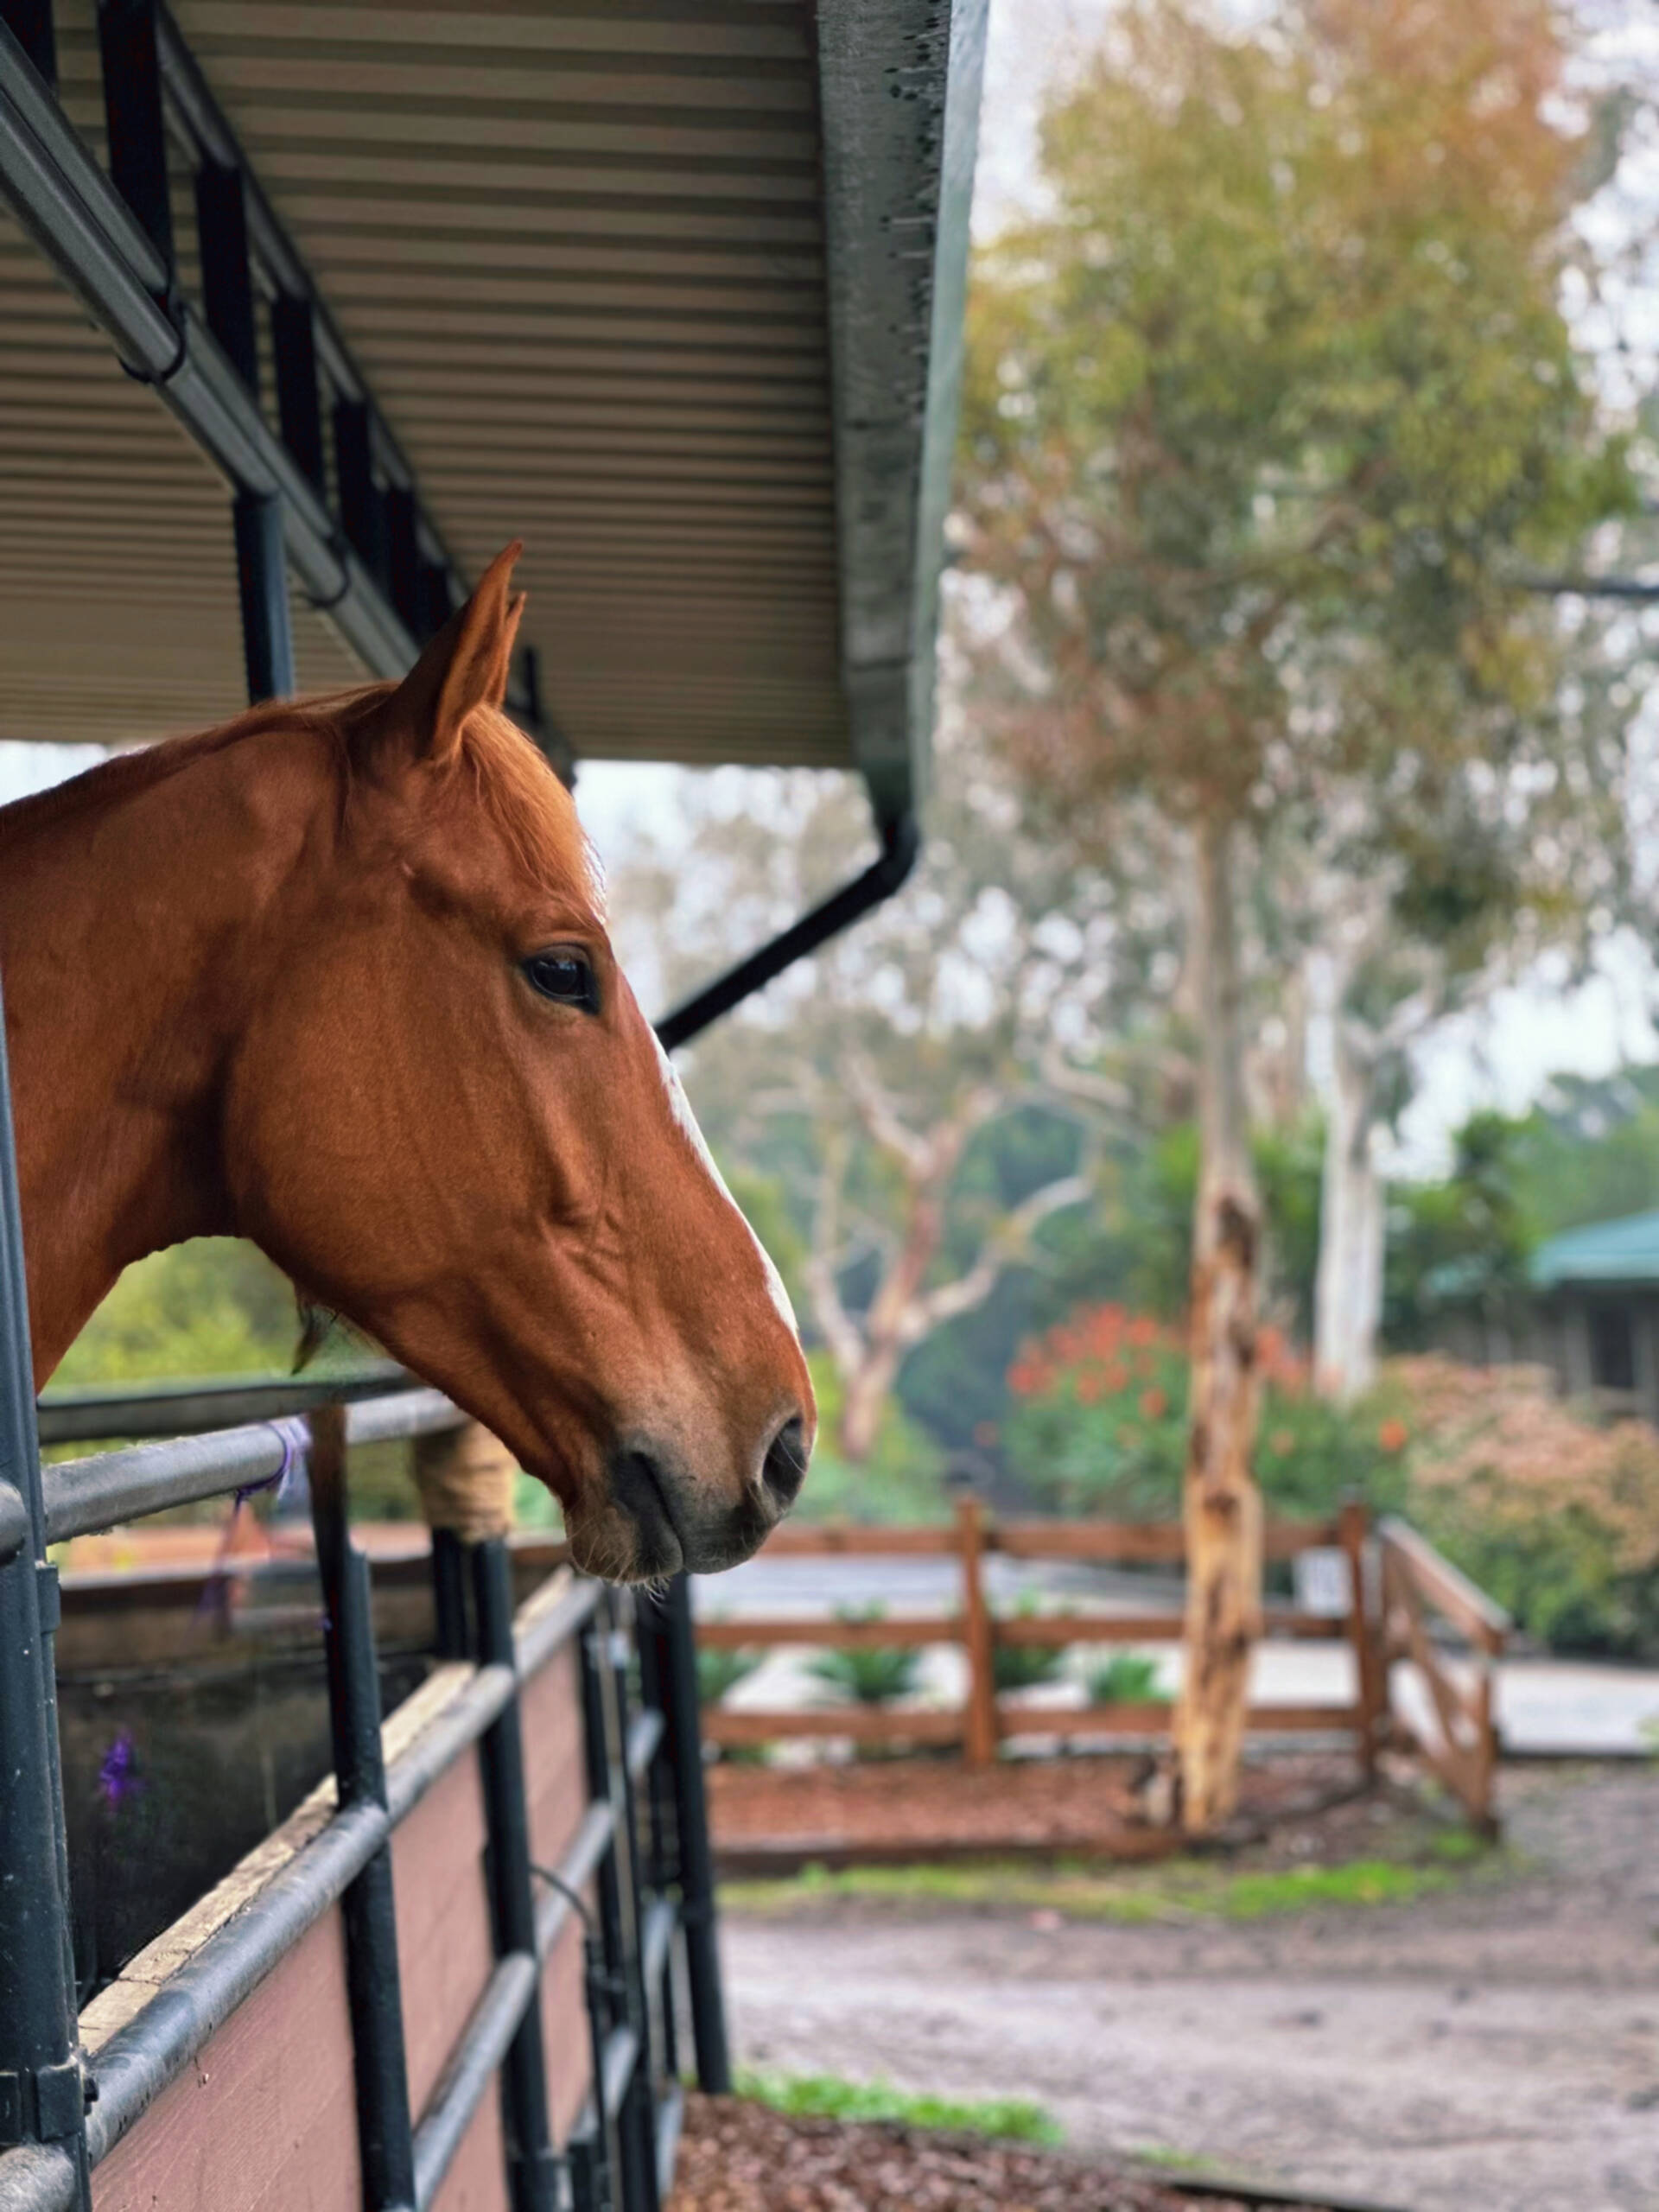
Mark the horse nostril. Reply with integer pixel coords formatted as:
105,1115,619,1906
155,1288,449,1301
761,1415,808,1513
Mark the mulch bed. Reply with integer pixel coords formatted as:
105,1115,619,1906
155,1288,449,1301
709,1751,1381,1869
668,2094,1338,2212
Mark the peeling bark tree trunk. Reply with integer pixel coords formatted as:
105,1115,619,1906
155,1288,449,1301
1313,1025,1384,1403
1172,813,1264,1835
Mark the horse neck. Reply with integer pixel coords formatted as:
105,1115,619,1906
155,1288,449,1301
0,728,325,1382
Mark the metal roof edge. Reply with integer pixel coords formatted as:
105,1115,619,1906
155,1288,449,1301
1529,1207,1659,1291
814,0,988,830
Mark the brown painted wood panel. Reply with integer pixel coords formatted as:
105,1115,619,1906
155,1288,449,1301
392,1745,495,2117
92,1910,359,2212
520,1639,588,1870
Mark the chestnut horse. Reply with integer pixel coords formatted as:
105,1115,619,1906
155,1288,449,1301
0,544,813,1580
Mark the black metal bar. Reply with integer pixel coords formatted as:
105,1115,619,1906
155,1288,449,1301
270,293,325,491
385,486,421,638
97,0,172,280
644,1580,730,2091
0,979,87,2202
655,812,919,1051
0,24,414,679
232,490,296,703
36,1363,409,1446
1521,571,1659,601
417,558,453,640
429,1527,469,1661
194,159,257,392
334,397,385,580
472,1540,558,2212
308,1407,416,2212
607,1610,664,2212
0,0,53,86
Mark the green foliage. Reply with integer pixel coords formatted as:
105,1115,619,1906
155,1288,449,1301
1003,1302,1410,1518
696,1641,764,1710
721,1835,1491,1923
992,1596,1067,1693
1387,1071,1659,1351
793,1354,947,1524
52,1238,301,1388
1084,1651,1166,1706
731,2069,1061,2146
805,1608,925,1707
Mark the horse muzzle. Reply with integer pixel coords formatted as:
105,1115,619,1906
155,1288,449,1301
601,1415,808,1580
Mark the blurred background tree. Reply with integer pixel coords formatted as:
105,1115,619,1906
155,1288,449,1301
958,0,1643,1825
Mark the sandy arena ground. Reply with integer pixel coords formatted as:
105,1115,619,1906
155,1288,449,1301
718,1765,1659,2212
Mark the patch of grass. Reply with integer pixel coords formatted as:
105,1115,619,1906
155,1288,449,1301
697,1640,764,1709
1083,1650,1167,1705
992,1596,1069,1694
806,1607,925,1707
733,2069,1060,2145
723,1834,1502,1923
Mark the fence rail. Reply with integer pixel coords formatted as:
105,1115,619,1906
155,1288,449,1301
0,1372,728,2212
702,1496,1507,1827
1378,1515,1510,1834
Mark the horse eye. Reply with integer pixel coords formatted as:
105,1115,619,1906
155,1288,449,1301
523,950,599,1014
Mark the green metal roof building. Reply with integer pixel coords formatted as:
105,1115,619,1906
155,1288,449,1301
1529,1209,1659,1418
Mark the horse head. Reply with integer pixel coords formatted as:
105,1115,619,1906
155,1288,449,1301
223,545,814,1580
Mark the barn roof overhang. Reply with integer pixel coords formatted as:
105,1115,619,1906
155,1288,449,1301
0,0,986,837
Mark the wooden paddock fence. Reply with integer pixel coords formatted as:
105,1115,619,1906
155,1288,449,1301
698,1498,1510,1831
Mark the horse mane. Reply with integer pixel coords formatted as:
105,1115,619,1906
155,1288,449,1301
1,686,589,902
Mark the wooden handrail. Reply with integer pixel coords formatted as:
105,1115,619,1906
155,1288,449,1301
1377,1516,1510,1655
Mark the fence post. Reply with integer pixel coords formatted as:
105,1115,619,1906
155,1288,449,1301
0,984,89,2204
649,1576,730,2093
1338,1499,1383,1783
307,1406,416,2212
957,1496,997,1768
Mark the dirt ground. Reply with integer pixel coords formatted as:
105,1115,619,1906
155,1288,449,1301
669,2094,1337,2211
716,1764,1659,2212
708,1748,1360,1865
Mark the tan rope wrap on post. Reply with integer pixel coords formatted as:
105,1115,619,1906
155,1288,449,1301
412,1421,518,1543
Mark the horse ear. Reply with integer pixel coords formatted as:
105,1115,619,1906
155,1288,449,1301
370,541,525,766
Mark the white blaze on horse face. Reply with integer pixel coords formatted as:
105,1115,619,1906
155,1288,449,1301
652,1034,799,1336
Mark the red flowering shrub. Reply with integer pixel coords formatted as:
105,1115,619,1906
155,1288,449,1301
1002,1303,1408,1520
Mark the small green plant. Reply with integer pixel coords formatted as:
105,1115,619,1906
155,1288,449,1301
733,2069,1060,2145
992,1593,1068,1694
806,1605,924,1706
696,1639,764,1709
1084,1650,1166,1706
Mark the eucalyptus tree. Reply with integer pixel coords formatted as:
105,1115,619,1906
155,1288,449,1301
959,0,1639,1826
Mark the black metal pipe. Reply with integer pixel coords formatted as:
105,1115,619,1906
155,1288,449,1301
472,1540,559,2212
36,1363,409,1446
0,0,54,86
232,491,297,703
270,294,325,492
429,1526,469,1661
39,1387,460,1535
308,1408,416,2212
655,812,919,1051
644,1580,730,2092
97,0,171,279
608,1615,664,2212
194,159,257,392
0,980,87,2202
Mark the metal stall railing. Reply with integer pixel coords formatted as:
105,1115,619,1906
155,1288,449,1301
0,1319,727,2209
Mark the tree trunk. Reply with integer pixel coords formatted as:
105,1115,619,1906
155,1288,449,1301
1172,812,1263,1835
836,1344,903,1461
1313,1025,1383,1402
